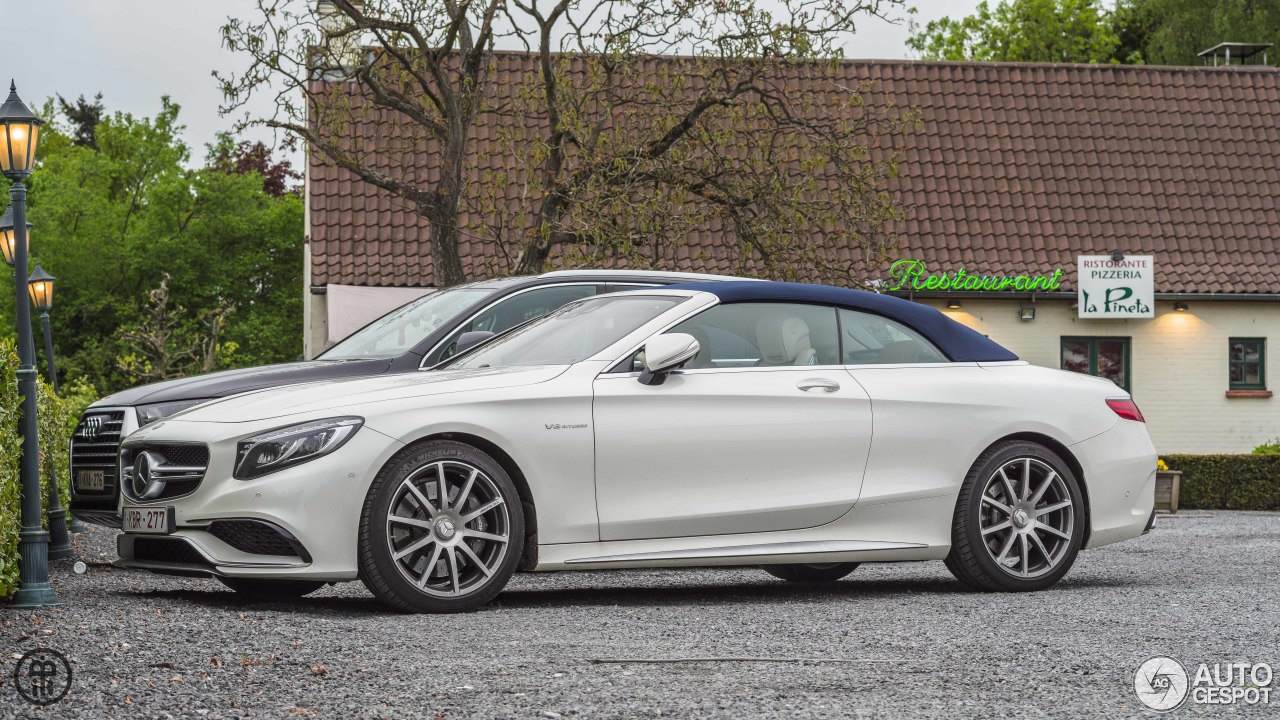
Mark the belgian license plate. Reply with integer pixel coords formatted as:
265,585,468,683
76,469,105,492
123,506,174,535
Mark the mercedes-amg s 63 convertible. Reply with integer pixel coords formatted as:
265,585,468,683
115,282,1156,612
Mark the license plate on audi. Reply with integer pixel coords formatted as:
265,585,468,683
76,469,105,492
123,506,174,534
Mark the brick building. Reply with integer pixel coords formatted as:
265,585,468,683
305,57,1280,453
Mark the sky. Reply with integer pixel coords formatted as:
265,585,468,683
9,0,985,163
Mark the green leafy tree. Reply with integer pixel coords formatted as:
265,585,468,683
3,98,304,393
908,0,1122,63
1114,0,1280,65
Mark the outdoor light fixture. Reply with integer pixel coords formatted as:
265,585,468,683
27,263,53,312
2,82,56,607
1019,304,1036,321
946,298,962,309
0,205,30,268
1111,250,1126,262
1173,301,1189,312
0,81,43,178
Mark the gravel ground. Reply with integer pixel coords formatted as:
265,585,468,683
1,511,1277,719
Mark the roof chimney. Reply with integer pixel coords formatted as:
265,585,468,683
316,1,365,70
1198,42,1273,67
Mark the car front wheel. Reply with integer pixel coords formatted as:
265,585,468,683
359,440,524,613
945,441,1085,592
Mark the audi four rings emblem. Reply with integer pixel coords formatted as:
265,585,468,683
78,415,104,439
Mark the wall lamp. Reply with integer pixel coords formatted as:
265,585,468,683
946,298,962,309
1173,301,1189,312
1018,304,1036,321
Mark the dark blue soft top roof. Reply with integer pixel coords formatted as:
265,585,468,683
666,281,1018,363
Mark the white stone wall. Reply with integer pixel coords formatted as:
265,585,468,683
922,298,1280,454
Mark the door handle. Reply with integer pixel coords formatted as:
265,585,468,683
797,378,840,392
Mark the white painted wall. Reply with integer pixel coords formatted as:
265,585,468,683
923,298,1280,454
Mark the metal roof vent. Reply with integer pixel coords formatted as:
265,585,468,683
1198,42,1273,66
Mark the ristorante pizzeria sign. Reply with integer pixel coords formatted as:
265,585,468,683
1077,255,1154,318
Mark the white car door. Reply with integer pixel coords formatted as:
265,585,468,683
592,302,873,541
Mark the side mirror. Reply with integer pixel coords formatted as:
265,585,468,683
455,330,496,356
638,333,700,386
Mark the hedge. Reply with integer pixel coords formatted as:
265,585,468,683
1164,454,1280,511
0,339,96,599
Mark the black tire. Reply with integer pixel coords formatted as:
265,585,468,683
945,440,1085,592
359,439,524,613
216,577,326,598
763,562,860,582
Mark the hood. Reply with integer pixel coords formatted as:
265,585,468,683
173,365,569,423
92,359,395,408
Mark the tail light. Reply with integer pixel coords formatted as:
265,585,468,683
1106,398,1145,422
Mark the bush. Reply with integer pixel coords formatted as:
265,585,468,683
0,339,97,599
1164,454,1280,511
1252,439,1280,455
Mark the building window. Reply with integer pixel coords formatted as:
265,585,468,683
1061,337,1130,391
1228,338,1266,390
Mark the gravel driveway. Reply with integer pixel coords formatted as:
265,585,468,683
2,511,1277,718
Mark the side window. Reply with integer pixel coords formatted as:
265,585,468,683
1061,337,1130,391
668,303,840,369
839,309,947,365
430,284,598,364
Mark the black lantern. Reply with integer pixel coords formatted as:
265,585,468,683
0,205,30,267
28,263,53,311
0,81,43,179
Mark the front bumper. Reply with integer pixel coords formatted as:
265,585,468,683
116,421,403,581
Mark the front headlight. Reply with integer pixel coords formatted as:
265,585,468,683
137,399,210,426
234,417,363,480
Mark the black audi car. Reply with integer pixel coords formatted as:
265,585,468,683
70,269,751,526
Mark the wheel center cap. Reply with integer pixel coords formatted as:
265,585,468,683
436,519,456,540
1012,509,1031,528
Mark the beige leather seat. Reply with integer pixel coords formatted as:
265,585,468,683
755,313,818,366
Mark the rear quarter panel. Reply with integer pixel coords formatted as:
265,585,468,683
847,362,1123,509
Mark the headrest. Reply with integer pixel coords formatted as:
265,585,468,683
756,313,812,364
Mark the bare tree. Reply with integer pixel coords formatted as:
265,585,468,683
218,0,913,287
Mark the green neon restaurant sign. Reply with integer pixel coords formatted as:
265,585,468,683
887,259,1065,292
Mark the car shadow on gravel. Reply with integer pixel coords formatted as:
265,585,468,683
114,587,391,615
491,574,1142,610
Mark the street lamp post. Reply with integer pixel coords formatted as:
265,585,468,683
28,262,72,558
2,81,58,607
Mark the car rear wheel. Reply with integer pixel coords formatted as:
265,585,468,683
945,441,1085,592
359,440,524,613
763,562,860,582
216,577,326,598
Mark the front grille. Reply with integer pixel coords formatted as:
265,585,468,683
132,536,209,566
70,411,127,514
120,444,210,502
208,520,309,561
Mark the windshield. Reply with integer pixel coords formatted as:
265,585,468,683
320,286,494,359
449,295,686,369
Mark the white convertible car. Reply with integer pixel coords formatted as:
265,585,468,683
116,282,1156,613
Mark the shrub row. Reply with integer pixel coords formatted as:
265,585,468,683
0,339,96,598
1164,454,1280,511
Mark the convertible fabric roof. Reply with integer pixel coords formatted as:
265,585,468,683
669,281,1019,363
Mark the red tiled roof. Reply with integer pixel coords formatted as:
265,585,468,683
308,57,1280,294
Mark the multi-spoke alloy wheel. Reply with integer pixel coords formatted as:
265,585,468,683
977,457,1074,579
360,440,524,613
946,441,1084,592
